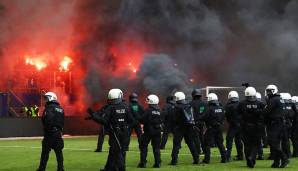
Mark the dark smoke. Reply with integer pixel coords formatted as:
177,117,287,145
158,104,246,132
138,54,191,96
1,0,298,107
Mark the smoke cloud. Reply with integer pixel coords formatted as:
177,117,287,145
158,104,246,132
0,0,297,111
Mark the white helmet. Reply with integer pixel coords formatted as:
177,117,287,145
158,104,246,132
256,92,262,100
281,93,291,103
207,93,218,102
228,91,239,100
265,84,278,96
44,92,58,102
174,92,186,101
146,94,159,105
292,96,298,103
282,93,291,100
108,88,123,100
245,87,257,97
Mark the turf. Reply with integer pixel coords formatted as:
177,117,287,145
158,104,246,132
0,136,297,171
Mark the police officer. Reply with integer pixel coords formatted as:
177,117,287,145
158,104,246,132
225,91,244,161
190,89,207,155
264,85,289,168
291,96,298,157
160,96,176,149
89,89,136,171
37,92,65,171
238,87,264,168
281,93,295,158
201,93,227,164
128,93,144,150
170,92,199,165
138,95,162,168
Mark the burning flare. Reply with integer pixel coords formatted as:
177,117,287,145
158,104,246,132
25,56,47,71
59,56,73,72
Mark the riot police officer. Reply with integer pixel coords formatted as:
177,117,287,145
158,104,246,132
37,92,65,171
264,85,289,168
225,91,244,161
281,93,295,158
128,93,144,150
170,92,199,165
138,95,162,168
238,87,264,168
89,89,136,171
190,89,207,155
201,93,227,164
160,95,176,149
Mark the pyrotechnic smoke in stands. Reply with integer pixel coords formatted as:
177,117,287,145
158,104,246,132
0,0,298,114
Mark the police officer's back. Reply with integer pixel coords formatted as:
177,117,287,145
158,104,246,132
138,95,162,168
238,87,264,168
225,91,244,161
90,89,136,171
201,93,227,164
37,92,65,171
170,92,199,165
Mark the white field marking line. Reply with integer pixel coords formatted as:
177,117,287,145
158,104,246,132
0,135,98,141
0,145,270,157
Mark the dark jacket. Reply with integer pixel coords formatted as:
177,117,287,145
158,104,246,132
238,98,264,126
161,101,176,127
42,101,64,133
225,100,241,127
264,94,286,123
92,100,136,129
173,100,195,128
141,105,162,135
201,102,225,128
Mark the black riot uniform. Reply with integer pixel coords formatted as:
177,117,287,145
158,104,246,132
90,99,136,171
128,94,144,150
292,100,298,157
190,89,207,155
160,96,176,149
282,98,295,158
138,104,162,168
238,97,264,168
37,101,65,171
225,99,244,161
264,94,289,168
201,101,227,163
170,100,199,165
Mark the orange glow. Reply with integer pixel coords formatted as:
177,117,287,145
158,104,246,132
25,56,47,70
108,41,147,79
59,56,73,72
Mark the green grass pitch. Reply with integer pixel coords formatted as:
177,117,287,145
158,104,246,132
0,136,297,171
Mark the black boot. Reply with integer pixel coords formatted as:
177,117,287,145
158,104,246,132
280,159,289,168
246,157,254,168
153,163,161,168
137,162,146,168
193,158,199,164
202,159,210,164
271,160,280,168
